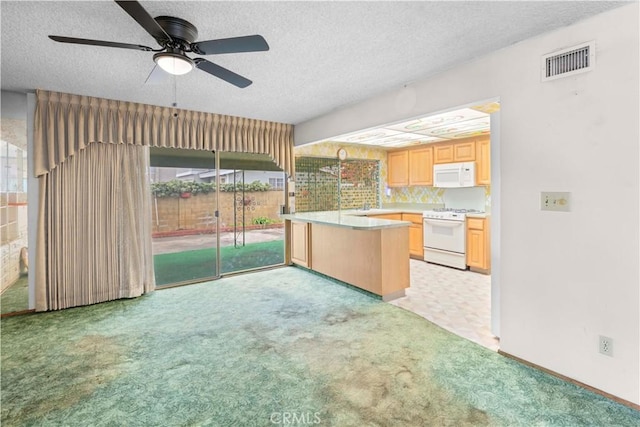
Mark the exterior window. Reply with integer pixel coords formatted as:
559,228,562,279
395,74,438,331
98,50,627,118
269,177,285,190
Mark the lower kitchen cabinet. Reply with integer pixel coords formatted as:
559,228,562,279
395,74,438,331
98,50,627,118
466,217,490,272
290,221,311,267
402,213,424,259
284,216,410,300
368,212,423,258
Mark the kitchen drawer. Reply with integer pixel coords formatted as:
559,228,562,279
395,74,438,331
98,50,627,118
368,213,403,220
467,217,485,230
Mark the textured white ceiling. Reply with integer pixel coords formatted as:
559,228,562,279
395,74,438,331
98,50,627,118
0,1,627,126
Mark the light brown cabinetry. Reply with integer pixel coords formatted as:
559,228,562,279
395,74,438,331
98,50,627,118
368,213,402,221
388,138,486,187
433,144,454,164
402,213,424,259
305,222,410,300
453,141,476,162
408,146,433,186
466,217,490,272
387,150,409,187
290,221,311,267
475,137,491,185
367,212,423,259
388,146,433,188
434,140,476,164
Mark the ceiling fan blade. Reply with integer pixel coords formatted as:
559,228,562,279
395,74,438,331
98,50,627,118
114,0,171,44
144,64,171,85
194,58,252,88
193,35,269,55
49,35,153,51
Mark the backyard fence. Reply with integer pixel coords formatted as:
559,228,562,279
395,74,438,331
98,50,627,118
152,191,284,237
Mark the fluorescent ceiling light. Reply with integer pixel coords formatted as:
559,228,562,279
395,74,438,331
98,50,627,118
153,52,194,75
328,105,498,148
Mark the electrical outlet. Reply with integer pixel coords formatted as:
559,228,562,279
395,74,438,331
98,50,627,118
599,336,613,356
541,191,571,212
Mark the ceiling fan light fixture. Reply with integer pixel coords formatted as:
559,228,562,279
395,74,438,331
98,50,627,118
153,51,194,75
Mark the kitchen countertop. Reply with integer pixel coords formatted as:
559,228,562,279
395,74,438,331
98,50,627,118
344,208,490,218
281,211,410,230
465,213,490,218
283,208,489,227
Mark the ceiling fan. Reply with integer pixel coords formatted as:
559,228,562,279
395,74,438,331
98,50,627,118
48,0,269,88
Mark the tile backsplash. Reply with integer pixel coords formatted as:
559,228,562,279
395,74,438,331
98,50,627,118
385,186,444,205
384,186,490,211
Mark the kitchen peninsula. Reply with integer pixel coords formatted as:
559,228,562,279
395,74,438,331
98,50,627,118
282,212,410,301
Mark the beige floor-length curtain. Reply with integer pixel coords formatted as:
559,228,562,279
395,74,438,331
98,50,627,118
33,89,294,311
35,143,155,311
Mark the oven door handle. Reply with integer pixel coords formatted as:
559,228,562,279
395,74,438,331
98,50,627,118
423,218,464,228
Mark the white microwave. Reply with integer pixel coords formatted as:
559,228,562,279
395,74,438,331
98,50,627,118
433,162,476,188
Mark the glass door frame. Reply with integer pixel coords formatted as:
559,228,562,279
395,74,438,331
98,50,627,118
151,149,288,288
151,150,221,288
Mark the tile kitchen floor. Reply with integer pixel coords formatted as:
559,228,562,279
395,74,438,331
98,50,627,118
390,259,499,351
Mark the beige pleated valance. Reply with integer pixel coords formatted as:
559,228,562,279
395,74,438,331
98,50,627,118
34,89,294,177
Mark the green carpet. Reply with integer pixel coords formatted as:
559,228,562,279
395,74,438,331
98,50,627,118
153,240,284,286
1,276,28,315
1,267,638,426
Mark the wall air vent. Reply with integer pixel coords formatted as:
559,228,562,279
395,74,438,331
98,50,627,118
541,41,595,82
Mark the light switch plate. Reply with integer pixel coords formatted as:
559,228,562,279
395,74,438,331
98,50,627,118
541,191,571,212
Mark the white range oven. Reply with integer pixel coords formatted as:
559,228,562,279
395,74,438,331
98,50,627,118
422,209,481,270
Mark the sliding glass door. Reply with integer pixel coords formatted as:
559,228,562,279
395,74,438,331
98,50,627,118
218,168,285,274
150,150,219,287
149,149,286,288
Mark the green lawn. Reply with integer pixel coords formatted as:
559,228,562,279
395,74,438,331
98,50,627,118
153,240,285,286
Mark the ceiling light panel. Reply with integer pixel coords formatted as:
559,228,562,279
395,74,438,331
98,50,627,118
377,133,445,147
331,128,403,144
416,117,491,139
386,108,487,133
325,105,495,148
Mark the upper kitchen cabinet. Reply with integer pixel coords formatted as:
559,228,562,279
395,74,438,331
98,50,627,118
387,136,488,187
434,139,476,164
433,144,453,164
475,137,491,185
387,150,409,187
388,146,433,187
408,146,433,186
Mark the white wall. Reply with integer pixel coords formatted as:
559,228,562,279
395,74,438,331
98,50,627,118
1,91,27,119
294,4,640,404
490,111,501,338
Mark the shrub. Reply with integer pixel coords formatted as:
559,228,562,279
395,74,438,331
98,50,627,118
252,216,274,226
150,180,272,198
220,181,272,193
